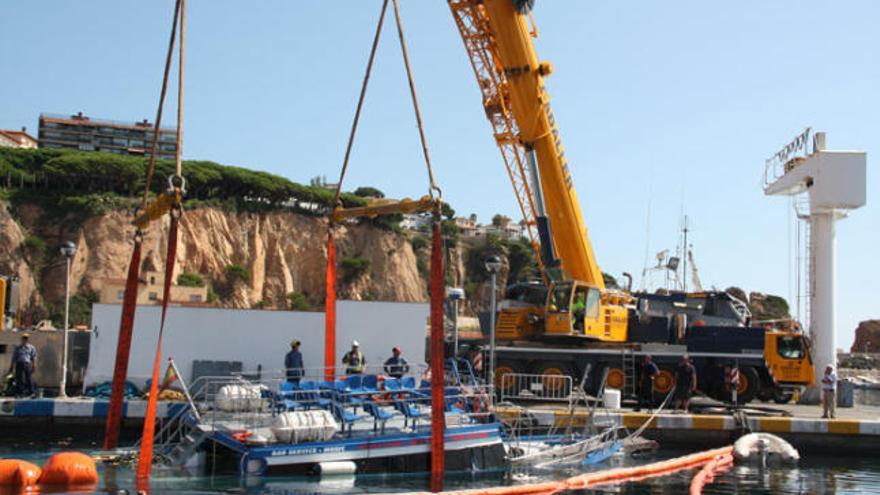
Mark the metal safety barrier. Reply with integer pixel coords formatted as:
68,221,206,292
499,373,574,404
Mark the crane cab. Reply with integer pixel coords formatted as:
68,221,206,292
545,281,628,341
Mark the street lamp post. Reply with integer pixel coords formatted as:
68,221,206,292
446,287,465,358
484,256,503,394
59,241,77,399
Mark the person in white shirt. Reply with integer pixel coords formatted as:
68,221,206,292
821,365,837,419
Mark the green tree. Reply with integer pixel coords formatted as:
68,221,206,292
177,272,205,287
19,235,46,265
341,256,371,282
465,236,505,283
491,214,511,227
225,264,250,283
410,235,429,252
441,202,455,220
287,292,312,311
507,239,539,283
353,186,385,198
51,290,99,328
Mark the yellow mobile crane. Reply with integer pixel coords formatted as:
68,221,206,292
448,0,814,402
449,0,630,343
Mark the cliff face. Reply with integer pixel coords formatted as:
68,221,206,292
0,203,38,304
3,202,426,311
852,320,880,353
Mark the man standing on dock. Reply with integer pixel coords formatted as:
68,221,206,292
342,340,366,375
9,333,36,397
383,347,410,379
635,354,659,412
821,365,837,419
285,339,304,385
673,354,697,413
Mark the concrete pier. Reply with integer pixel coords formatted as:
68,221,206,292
0,397,186,442
496,401,880,455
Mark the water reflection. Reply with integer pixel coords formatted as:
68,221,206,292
3,444,880,494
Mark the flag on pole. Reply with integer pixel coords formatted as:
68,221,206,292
159,360,179,392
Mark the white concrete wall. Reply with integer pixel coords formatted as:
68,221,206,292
86,301,428,388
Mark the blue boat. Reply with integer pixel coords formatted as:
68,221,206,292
149,364,506,477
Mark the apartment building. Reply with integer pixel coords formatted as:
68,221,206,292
38,112,177,160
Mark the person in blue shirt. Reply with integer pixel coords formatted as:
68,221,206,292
8,333,37,397
383,347,410,379
635,354,660,412
284,339,304,385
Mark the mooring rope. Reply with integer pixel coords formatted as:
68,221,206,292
626,385,676,441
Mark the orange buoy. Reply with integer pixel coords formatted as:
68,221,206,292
0,459,42,487
38,452,98,486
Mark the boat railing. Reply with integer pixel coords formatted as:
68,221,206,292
150,367,497,456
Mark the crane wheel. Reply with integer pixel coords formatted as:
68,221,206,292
773,389,794,404
531,361,574,396
653,368,675,395
605,367,626,390
495,360,525,397
734,367,760,404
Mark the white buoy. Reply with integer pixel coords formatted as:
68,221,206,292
733,433,799,463
315,461,357,476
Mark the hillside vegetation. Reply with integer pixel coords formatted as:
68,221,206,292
0,148,368,219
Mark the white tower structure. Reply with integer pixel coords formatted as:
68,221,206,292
763,129,866,387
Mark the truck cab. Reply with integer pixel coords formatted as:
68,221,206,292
545,281,628,342
764,331,814,388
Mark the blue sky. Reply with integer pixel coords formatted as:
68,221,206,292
2,1,877,349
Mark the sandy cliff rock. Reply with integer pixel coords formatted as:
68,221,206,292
852,320,880,353
2,202,426,311
0,203,38,307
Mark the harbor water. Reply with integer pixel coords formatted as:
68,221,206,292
4,441,879,494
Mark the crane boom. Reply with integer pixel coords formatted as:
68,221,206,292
450,0,604,288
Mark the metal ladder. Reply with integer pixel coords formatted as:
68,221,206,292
622,349,637,399
163,410,211,467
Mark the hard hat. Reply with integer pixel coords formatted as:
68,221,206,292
290,339,300,347
393,346,401,353
352,340,360,347
21,332,30,339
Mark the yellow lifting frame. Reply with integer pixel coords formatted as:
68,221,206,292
332,195,440,223
132,188,183,231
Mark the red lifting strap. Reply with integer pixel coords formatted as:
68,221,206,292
137,211,180,486
103,236,143,450
429,219,445,492
324,230,337,382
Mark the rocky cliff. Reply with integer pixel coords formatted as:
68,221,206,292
0,201,428,314
851,320,880,353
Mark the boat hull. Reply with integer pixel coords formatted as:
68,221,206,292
208,422,507,476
